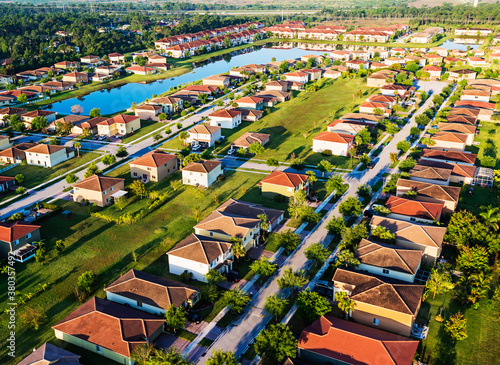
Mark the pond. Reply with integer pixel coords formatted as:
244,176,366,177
440,39,482,51
47,46,328,115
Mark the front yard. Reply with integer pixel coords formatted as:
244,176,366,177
2,152,101,189
162,77,376,168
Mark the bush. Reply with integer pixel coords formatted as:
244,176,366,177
16,186,26,194
321,149,332,156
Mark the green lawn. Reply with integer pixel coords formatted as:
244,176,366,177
2,152,101,189
163,77,375,168
0,169,277,364
417,291,500,365
457,184,499,215
466,122,500,168
121,120,166,144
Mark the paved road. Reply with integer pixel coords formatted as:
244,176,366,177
197,80,447,363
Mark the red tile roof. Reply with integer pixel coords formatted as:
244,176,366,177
313,131,355,144
209,108,242,118
236,96,264,104
130,150,176,168
299,316,418,365
260,170,308,188
385,195,444,221
0,221,40,243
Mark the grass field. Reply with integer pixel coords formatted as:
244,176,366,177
0,168,295,364
121,119,165,144
2,152,101,189
466,121,500,168
417,290,500,365
163,77,375,167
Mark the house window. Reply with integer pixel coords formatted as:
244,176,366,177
96,345,102,353
110,187,114,192
133,172,137,177
25,233,31,239
410,217,416,222
373,318,379,326
137,301,142,307
106,197,110,203
210,232,213,237
152,176,156,179
383,269,389,274
103,191,106,195
14,239,19,246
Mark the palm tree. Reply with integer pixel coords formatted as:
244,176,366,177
335,291,355,320
73,142,81,158
480,205,500,231
258,214,270,235
326,175,346,196
230,237,245,262
306,170,317,191
178,131,189,146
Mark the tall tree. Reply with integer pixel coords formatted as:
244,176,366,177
264,294,288,321
296,289,331,322
221,289,250,314
165,305,187,334
206,350,240,365
229,237,245,262
335,291,355,319
277,268,308,291
254,324,297,364
424,269,455,300
305,242,329,268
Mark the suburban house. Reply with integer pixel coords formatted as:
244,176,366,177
21,110,57,128
366,94,398,107
265,80,292,92
17,343,81,365
446,115,476,125
366,71,395,87
385,195,444,224
48,115,89,133
54,60,79,69
405,54,426,67
332,268,425,336
312,131,355,156
422,53,443,65
232,132,270,150
25,144,75,168
72,117,107,135
383,57,405,67
323,68,342,79
430,132,468,151
327,121,367,135
0,142,37,164
467,56,488,67
461,89,491,103
97,115,141,137
359,101,391,117
330,50,351,61
422,65,442,79
187,124,222,148
129,150,178,182
449,69,476,81
202,75,231,87
182,160,223,187
168,233,233,282
62,72,89,84
237,109,263,122
437,123,475,145
125,66,156,75
52,297,165,365
0,107,27,125
421,149,477,165
416,159,476,185
235,96,264,110
208,109,242,129
355,239,423,283
455,27,493,36
282,71,309,83
455,100,495,110
346,59,369,70
149,96,184,114
298,316,418,365
341,113,383,125
193,198,284,251
72,175,126,207
370,216,445,263
0,221,41,260
134,104,163,121
108,52,125,63
80,55,102,65
380,84,414,98
255,90,290,103
409,164,452,185
259,171,309,199
411,27,444,43
0,135,11,150
105,269,200,316
395,179,461,214
0,176,15,192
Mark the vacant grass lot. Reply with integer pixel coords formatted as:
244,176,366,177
121,119,165,144
2,152,101,189
0,168,296,364
457,184,500,215
466,121,500,168
163,77,376,168
417,291,500,365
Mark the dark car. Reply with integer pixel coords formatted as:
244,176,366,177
306,195,319,202
313,285,333,298
367,161,375,169
363,209,375,218
188,312,201,324
226,270,240,283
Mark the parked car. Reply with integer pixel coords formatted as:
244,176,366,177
227,148,236,155
306,195,319,202
363,209,375,218
227,270,240,283
313,285,333,298
188,312,201,324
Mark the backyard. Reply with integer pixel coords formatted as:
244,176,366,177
162,77,376,168
0,169,286,364
2,152,101,189
466,121,500,169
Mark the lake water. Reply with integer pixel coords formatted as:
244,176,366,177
440,39,481,51
47,46,328,115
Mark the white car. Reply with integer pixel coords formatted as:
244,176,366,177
227,148,236,155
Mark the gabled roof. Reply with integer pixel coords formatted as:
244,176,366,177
72,174,124,192
0,221,40,243
188,124,221,135
26,144,70,155
454,100,495,110
355,239,423,275
313,131,355,144
385,195,444,221
445,115,476,125
130,150,176,168
236,96,264,104
431,131,468,144
17,343,80,365
341,113,383,123
370,216,446,248
421,148,477,164
260,170,308,189
409,164,452,182
105,269,198,309
416,159,476,178
0,142,37,159
299,316,418,365
232,132,270,148
396,179,461,203
182,159,221,173
106,114,139,125
21,110,56,118
437,122,476,134
149,96,182,105
0,107,27,115
168,234,232,264
209,108,242,118
333,268,424,315
52,297,164,358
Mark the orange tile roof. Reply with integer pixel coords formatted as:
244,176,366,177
73,175,124,192
431,132,468,144
209,108,242,118
0,221,40,243
422,149,476,164
260,170,308,188
385,195,443,221
298,316,418,365
236,96,264,104
130,150,176,168
26,144,69,155
313,131,355,144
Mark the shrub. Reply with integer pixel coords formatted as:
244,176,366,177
321,149,332,156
